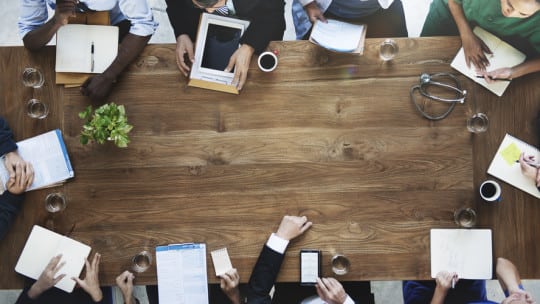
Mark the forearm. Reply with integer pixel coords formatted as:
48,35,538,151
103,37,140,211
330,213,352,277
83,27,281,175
447,0,473,39
0,192,24,241
102,33,150,81
22,17,64,51
509,58,540,78
496,257,522,293
430,286,448,304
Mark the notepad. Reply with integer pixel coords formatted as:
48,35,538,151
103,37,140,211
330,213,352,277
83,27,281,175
487,134,540,199
451,27,526,97
309,19,366,54
0,129,74,192
15,225,91,293
56,24,118,74
211,247,233,276
430,229,492,280
156,243,209,304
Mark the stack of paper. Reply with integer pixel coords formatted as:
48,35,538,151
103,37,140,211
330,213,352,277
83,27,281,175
309,19,366,54
15,225,91,293
0,129,74,192
156,243,209,304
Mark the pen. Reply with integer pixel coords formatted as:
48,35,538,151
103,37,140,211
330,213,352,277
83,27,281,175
515,160,539,168
91,41,95,72
475,75,511,82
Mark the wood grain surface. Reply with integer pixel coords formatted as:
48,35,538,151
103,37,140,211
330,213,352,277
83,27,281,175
0,37,536,289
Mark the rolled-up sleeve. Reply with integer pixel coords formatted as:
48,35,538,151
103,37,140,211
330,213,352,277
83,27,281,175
18,0,49,39
118,0,158,37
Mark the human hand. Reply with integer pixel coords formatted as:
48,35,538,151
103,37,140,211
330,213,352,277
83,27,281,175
28,254,66,299
315,277,348,304
502,290,536,304
519,153,539,186
80,74,115,103
305,2,326,23
461,32,492,70
73,253,103,302
481,67,513,83
219,268,241,304
434,271,458,292
4,152,34,194
116,270,136,304
275,215,312,241
175,34,195,76
54,0,77,26
225,44,254,91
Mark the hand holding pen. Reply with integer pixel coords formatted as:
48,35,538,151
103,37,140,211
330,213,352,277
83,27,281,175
518,152,540,188
476,67,513,83
435,271,458,291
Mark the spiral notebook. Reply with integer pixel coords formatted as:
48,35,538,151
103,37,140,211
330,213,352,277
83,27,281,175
487,134,540,199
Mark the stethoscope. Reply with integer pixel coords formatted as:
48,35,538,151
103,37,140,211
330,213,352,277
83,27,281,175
410,73,467,120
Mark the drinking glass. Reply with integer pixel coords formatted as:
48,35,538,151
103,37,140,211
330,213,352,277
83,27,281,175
379,39,399,61
45,193,67,213
331,254,350,275
26,99,49,119
467,113,489,133
454,207,476,228
22,67,44,88
132,251,152,273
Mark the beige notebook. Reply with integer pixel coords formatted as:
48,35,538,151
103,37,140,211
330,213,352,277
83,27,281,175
15,225,91,293
451,27,526,97
56,24,118,74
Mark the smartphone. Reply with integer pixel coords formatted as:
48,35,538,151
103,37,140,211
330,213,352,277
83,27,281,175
300,249,321,286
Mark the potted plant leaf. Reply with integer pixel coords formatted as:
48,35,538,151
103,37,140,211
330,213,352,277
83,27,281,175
79,102,133,148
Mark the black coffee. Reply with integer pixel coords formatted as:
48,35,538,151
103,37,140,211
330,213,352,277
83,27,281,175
260,54,276,70
481,183,496,197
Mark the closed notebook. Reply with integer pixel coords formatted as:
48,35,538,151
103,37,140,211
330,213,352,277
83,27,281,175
450,26,526,97
15,225,91,293
487,134,540,199
56,24,118,73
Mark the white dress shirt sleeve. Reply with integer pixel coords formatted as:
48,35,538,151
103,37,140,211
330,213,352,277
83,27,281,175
266,233,289,254
343,295,355,304
118,0,158,37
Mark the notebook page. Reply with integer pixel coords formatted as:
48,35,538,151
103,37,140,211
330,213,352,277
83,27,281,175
310,19,364,53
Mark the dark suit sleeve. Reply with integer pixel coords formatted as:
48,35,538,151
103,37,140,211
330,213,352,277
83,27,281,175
0,191,24,241
0,117,17,156
237,0,285,54
165,0,203,41
247,245,286,304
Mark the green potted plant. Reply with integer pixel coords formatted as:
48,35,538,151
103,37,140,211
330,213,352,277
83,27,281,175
79,102,133,148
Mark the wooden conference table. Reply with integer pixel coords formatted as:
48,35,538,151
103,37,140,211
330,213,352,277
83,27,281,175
0,37,539,288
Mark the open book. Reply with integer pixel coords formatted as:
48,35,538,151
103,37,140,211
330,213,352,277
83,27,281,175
0,129,74,192
487,134,540,199
15,225,91,293
450,27,526,97
309,19,366,54
56,24,118,74
431,229,492,279
156,243,209,304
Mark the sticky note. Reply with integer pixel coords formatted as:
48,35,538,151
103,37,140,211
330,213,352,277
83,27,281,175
500,142,521,166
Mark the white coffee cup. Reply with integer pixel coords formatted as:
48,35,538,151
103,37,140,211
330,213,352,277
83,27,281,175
258,51,278,72
480,180,501,202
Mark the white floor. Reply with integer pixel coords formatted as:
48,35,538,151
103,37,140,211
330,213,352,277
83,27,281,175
2,0,539,303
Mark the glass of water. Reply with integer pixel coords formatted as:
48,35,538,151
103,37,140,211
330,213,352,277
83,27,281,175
467,113,489,133
22,67,44,88
454,207,477,228
132,251,152,273
331,254,350,275
379,39,399,61
45,193,67,213
26,99,49,119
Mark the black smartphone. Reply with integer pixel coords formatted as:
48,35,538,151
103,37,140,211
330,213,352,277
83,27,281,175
300,249,321,286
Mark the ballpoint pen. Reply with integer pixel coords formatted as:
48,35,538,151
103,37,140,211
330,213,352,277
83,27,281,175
90,41,95,72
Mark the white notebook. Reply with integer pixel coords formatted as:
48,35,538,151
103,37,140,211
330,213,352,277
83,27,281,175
210,247,233,276
487,134,540,199
431,229,492,280
450,27,526,97
0,129,74,192
56,24,118,73
15,225,91,293
309,19,366,54
156,243,209,304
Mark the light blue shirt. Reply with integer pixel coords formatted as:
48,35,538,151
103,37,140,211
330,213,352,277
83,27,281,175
18,0,158,39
